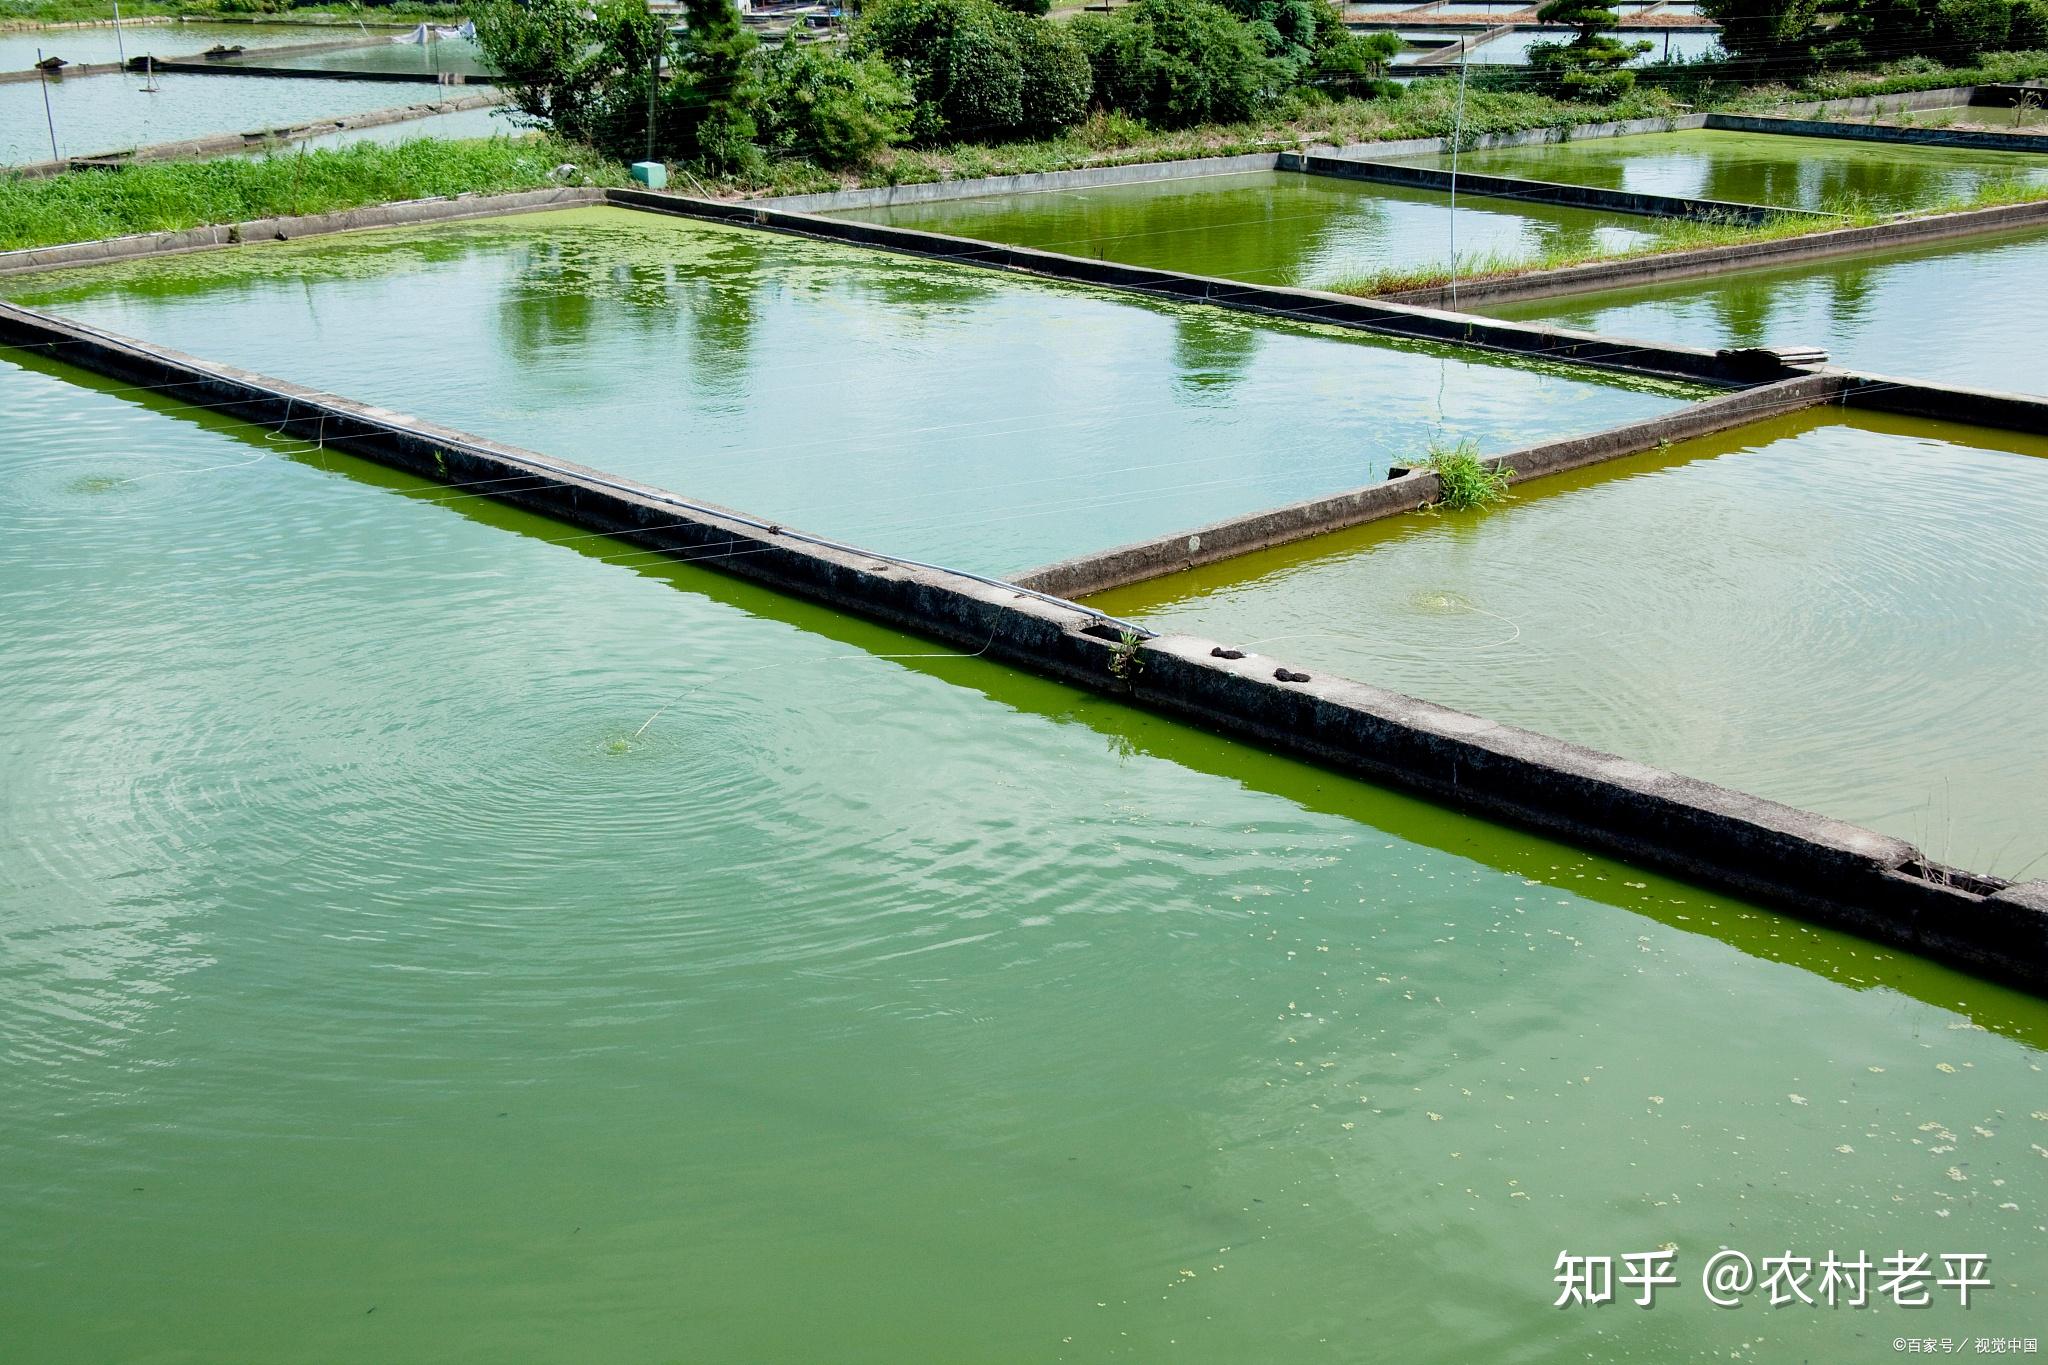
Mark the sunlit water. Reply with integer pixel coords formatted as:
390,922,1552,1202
1483,222,2048,397
1414,128,2048,212
0,20,375,73
4,352,2046,1363
1,205,1696,575
1,69,476,164
243,34,495,79
249,104,521,157
1092,408,2048,878
825,169,1679,289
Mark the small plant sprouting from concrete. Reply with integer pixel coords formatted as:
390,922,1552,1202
2017,89,2041,128
1107,628,1145,686
1419,439,1513,512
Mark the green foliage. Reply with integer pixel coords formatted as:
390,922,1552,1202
0,136,624,253
1313,28,1403,94
1072,0,1277,127
756,37,914,167
1105,629,1145,684
857,0,1090,141
1698,0,1825,73
2013,0,2048,44
1419,440,1513,512
1526,0,1650,99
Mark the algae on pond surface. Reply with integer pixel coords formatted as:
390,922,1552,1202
3,204,1699,575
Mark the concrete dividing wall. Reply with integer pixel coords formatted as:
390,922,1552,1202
2,298,2039,991
1014,374,1845,600
1281,151,1803,224
755,151,1287,215
1379,195,2048,309
135,58,473,84
1839,369,2048,434
1319,114,1712,163
1705,111,2048,154
610,187,1786,387
8,90,510,179
0,186,598,275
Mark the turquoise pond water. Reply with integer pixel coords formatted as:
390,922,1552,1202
0,205,1699,576
1,69,467,164
0,20,373,72
4,348,2046,1363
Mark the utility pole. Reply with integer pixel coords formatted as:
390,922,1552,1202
37,49,60,163
112,0,127,68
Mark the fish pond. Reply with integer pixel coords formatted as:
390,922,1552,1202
1,69,466,164
1481,222,2048,397
1412,128,2048,213
1090,407,2048,879
1,204,1698,575
0,20,379,72
3,350,2046,1363
823,169,1679,290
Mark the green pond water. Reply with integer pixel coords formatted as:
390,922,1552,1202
1092,408,2048,880
0,69,467,165
6,351,2048,1363
1484,223,2048,397
1,204,1697,575
825,170,1678,290
1417,128,2048,212
0,20,371,72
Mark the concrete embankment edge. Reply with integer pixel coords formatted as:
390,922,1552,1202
1278,152,1799,225
1379,196,2048,309
8,90,510,179
1012,375,1845,600
0,186,600,275
1705,110,2048,155
608,187,1782,387
1,299,2040,992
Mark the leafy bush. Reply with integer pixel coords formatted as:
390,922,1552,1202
857,0,1090,141
756,37,913,166
1072,0,1277,127
2014,0,2048,46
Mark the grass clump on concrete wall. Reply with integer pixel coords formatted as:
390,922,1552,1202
1421,439,1514,511
0,135,626,252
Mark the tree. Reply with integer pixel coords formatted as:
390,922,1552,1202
666,0,763,172
1525,0,1651,98
757,37,915,167
1698,0,1826,73
856,0,1091,141
1071,0,1278,127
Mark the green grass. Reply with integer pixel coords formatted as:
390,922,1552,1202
1323,176,2048,297
1418,439,1513,512
0,135,625,250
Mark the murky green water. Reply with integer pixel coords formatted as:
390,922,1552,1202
1484,223,2048,397
826,170,1679,289
1,205,1696,574
1416,128,2048,212
1093,408,2048,878
6,350,2047,1364
1,69,470,164
0,20,370,73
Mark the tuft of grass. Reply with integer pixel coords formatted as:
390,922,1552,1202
1419,439,1513,512
0,135,629,251
1106,628,1145,685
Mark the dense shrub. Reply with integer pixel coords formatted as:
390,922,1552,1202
1072,0,1277,126
756,37,914,166
1525,0,1651,99
2014,0,2048,46
857,0,1090,141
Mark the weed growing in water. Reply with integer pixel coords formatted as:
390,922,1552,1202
1107,629,1145,685
1419,439,1513,512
